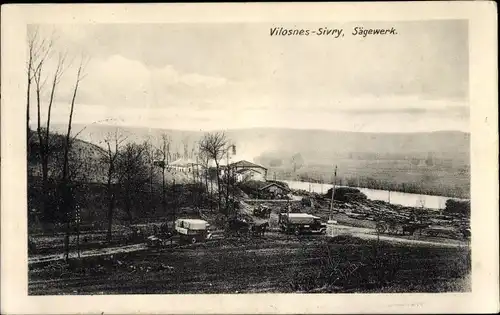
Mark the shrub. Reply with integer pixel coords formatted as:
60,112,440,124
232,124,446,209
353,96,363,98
325,187,367,202
444,199,470,217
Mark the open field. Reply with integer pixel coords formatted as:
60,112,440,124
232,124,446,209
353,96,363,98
29,233,470,295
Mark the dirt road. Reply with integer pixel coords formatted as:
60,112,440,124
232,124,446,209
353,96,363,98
328,224,469,248
29,223,468,266
29,244,149,265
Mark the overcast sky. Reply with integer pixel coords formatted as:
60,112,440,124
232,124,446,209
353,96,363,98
31,20,469,133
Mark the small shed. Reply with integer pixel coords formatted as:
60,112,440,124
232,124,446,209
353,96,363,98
259,182,290,198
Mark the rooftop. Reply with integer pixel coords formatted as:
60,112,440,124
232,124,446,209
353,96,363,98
230,160,267,170
259,182,290,191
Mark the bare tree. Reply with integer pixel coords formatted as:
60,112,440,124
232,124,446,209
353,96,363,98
26,26,53,148
143,138,159,208
62,56,89,182
61,55,89,261
100,129,128,242
199,132,228,213
45,52,68,153
198,148,212,211
116,142,149,223
182,137,190,159
157,134,172,216
29,30,55,222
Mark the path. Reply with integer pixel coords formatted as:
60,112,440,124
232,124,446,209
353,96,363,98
29,244,149,265
329,224,469,248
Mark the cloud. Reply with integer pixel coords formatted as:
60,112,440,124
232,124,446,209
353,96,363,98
338,104,469,118
47,54,229,108
35,22,469,133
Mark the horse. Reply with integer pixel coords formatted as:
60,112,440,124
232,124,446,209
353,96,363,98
401,224,417,235
402,222,429,236
251,222,269,237
226,218,251,237
459,227,471,239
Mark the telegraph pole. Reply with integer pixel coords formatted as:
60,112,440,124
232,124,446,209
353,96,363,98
172,179,176,225
329,165,338,220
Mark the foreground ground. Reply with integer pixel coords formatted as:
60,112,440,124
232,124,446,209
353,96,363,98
29,231,470,295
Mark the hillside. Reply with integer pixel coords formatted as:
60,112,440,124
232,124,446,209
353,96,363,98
27,129,193,185
50,124,470,161
46,124,470,198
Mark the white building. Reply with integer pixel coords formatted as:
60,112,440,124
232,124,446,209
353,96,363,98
169,158,202,173
220,160,268,182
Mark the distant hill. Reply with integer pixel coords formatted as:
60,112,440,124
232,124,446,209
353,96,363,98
50,123,470,163
45,124,470,198
30,124,471,201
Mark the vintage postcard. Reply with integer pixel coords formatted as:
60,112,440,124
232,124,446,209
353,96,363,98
1,2,498,314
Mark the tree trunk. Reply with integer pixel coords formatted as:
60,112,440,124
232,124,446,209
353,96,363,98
61,77,79,260
26,77,31,153
44,74,58,166
215,162,221,212
106,184,115,242
172,179,176,224
106,163,114,242
209,173,213,212
125,182,133,223
162,166,166,214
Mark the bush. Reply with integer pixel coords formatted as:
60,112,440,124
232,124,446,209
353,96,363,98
444,199,470,217
237,180,267,199
325,187,367,202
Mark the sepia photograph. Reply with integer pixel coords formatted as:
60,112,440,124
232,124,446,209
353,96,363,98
1,2,498,314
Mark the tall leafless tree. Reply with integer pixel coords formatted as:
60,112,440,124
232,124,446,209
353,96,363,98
26,27,53,150
199,132,228,213
182,137,190,159
29,30,56,221
198,148,212,211
62,56,89,182
61,56,89,261
143,138,159,208
100,129,128,242
150,133,172,217
116,142,149,223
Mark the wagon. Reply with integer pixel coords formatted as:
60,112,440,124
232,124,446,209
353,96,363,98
175,219,212,244
423,225,461,238
278,213,326,235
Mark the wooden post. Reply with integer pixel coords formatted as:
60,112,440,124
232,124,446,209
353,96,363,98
76,204,81,259
329,165,338,221
172,179,176,224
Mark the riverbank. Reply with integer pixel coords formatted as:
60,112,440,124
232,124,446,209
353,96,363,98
281,180,469,209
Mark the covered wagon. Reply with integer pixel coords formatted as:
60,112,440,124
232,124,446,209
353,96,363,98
278,213,326,235
175,219,212,244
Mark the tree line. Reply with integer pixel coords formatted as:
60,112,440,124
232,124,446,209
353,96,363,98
27,35,240,253
26,26,89,260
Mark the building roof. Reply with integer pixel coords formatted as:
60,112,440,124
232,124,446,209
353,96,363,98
170,158,200,167
235,168,262,174
259,182,290,192
230,160,267,170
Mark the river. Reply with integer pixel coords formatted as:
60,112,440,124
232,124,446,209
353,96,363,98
280,180,468,210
